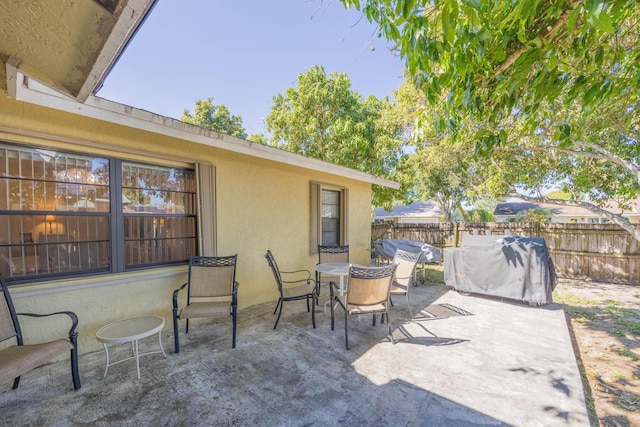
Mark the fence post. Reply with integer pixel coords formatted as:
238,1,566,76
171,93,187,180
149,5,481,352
455,222,460,247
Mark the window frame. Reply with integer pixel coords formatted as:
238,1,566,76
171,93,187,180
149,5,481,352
0,142,200,285
310,181,348,255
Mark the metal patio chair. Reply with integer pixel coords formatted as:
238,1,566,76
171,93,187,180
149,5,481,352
330,263,397,350
0,273,81,390
316,245,349,300
173,255,239,353
389,249,421,317
265,250,316,330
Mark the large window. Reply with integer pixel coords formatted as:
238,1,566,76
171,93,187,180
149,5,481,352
310,182,348,254
0,143,197,283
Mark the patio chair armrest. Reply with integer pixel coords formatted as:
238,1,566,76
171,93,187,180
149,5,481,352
17,311,79,339
280,269,311,281
172,282,189,309
280,278,312,287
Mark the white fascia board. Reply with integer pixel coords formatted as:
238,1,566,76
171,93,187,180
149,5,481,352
76,0,159,102
7,67,399,189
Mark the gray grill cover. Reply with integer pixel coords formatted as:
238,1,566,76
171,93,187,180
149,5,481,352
444,235,557,304
375,239,441,264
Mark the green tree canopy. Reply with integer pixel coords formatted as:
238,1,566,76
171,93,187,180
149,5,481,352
265,65,408,208
182,97,247,139
391,77,495,221
342,0,640,240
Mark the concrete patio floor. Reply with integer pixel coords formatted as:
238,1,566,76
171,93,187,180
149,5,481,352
1,282,589,426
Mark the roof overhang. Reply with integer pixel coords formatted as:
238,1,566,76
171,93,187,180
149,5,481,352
0,0,157,102
4,67,400,190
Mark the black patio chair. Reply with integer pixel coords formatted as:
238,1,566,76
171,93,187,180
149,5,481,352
330,263,397,350
173,255,239,353
316,245,349,300
265,250,316,330
0,273,81,390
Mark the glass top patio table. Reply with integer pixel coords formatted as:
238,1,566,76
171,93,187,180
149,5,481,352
315,262,352,312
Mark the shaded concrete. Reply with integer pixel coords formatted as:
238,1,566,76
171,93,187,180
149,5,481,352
1,283,589,426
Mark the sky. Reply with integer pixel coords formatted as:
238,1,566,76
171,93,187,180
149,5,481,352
96,0,406,137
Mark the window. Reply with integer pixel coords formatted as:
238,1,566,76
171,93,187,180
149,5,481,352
310,182,348,254
321,189,340,246
0,142,197,283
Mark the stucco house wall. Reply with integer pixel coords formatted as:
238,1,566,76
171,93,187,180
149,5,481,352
0,90,379,355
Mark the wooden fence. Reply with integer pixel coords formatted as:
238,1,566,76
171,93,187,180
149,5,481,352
371,221,640,284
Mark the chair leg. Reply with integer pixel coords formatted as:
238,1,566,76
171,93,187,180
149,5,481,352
387,310,394,344
330,296,335,331
12,376,20,389
173,311,180,353
186,319,190,334
273,298,284,329
273,299,281,315
406,293,413,318
311,295,316,329
372,314,377,326
232,307,237,349
344,311,349,350
70,334,81,390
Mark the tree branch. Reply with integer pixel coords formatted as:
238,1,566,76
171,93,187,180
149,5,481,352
491,2,578,79
572,141,640,178
497,142,640,182
509,193,640,241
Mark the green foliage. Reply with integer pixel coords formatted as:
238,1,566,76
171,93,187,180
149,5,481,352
615,347,640,361
341,0,640,240
265,65,408,207
247,133,269,144
526,208,553,223
182,98,247,139
544,190,573,201
506,208,553,223
420,263,444,284
392,77,494,219
462,208,494,222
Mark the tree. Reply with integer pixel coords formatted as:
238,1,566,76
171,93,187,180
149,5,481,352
392,77,494,221
182,98,247,139
462,208,494,222
265,65,407,208
505,208,553,223
341,0,640,240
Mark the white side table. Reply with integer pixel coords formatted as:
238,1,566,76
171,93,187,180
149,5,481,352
96,315,167,379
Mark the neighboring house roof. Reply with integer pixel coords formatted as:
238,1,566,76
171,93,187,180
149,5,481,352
493,202,542,217
0,0,157,102
374,201,442,220
494,199,640,218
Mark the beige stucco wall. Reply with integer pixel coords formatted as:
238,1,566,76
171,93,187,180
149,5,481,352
0,95,374,356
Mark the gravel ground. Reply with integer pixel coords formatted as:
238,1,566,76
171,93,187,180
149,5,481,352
553,279,640,427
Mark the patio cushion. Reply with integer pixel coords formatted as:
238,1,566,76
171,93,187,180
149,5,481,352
282,283,315,299
179,301,232,318
0,340,73,384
